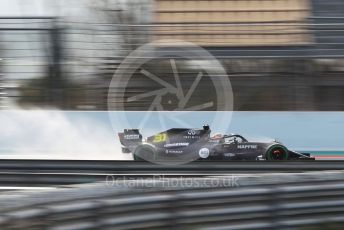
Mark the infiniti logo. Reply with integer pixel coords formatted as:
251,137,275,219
187,130,196,135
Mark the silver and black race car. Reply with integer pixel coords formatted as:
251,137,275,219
118,125,315,162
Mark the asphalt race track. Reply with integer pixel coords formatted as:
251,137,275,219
0,159,343,186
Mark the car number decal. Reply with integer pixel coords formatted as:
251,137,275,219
153,133,167,142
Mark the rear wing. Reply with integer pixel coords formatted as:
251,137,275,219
118,129,142,153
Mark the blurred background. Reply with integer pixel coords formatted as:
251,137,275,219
2,2,344,230
1,0,344,111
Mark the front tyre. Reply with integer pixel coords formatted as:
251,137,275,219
266,145,289,160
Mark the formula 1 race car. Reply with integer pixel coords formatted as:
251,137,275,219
118,125,315,162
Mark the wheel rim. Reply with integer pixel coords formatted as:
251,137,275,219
267,145,288,160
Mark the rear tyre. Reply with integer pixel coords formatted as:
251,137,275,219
133,144,157,162
266,145,289,160
133,154,146,161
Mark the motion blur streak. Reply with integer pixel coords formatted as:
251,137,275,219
1,171,344,229
1,0,344,110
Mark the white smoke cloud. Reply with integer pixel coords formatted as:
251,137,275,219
0,110,132,160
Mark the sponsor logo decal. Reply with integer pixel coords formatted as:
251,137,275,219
187,130,196,135
237,144,257,149
224,153,235,157
199,148,210,158
183,135,201,139
164,142,189,148
124,134,140,140
165,150,184,154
